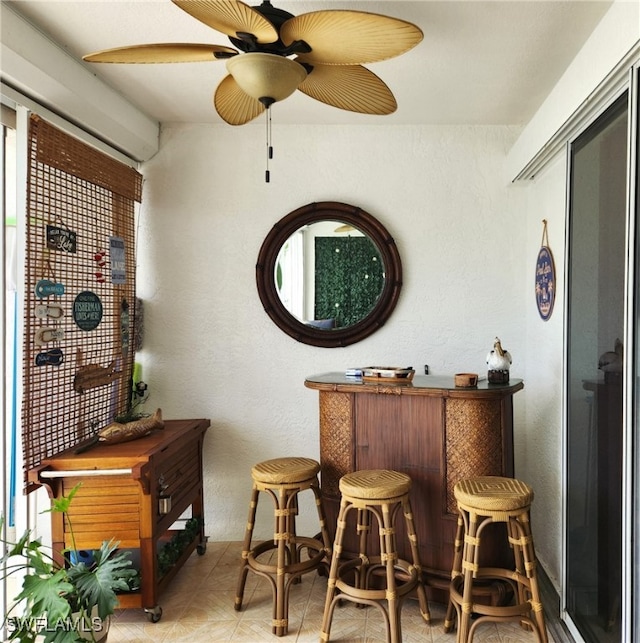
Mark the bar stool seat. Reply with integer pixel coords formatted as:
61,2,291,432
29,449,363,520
321,469,431,643
235,457,331,636
444,476,548,643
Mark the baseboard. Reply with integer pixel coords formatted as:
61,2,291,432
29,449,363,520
538,564,577,643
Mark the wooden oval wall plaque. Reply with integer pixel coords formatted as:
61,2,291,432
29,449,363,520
535,246,556,321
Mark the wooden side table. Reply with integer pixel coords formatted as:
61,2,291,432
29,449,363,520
33,418,210,621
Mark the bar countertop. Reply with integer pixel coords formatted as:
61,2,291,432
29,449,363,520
305,372,524,398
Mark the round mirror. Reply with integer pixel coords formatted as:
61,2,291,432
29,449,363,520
256,202,402,347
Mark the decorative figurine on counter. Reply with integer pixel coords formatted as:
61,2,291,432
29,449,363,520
98,408,163,444
486,337,512,384
75,408,163,453
598,338,623,383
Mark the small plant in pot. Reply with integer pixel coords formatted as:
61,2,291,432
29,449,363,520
1,484,138,642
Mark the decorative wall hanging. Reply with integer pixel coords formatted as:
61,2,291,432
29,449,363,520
109,235,127,284
73,349,121,395
72,290,103,331
93,248,107,283
22,115,142,490
46,224,77,253
535,219,556,321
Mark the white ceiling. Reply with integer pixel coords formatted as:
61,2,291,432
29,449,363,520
4,0,614,127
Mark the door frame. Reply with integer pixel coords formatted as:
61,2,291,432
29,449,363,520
560,63,639,643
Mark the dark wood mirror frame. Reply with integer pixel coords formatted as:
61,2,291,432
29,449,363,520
256,201,402,348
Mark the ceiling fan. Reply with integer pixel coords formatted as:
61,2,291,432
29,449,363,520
83,0,424,126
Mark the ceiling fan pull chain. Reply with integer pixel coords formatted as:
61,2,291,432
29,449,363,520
269,108,273,160
265,107,269,182
265,106,273,183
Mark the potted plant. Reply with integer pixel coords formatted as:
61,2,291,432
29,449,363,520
1,484,138,642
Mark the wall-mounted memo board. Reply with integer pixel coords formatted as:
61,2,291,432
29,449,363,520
22,115,143,490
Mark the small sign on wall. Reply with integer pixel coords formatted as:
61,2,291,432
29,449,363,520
46,224,77,253
535,219,556,321
73,290,103,331
110,236,126,284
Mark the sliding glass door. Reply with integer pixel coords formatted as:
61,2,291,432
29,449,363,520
565,93,628,643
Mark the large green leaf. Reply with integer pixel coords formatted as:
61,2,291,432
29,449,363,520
68,540,134,620
15,569,73,623
43,484,81,516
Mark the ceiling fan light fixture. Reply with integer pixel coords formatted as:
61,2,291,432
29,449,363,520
226,52,307,104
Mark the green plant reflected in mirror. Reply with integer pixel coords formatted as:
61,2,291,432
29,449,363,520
256,202,402,347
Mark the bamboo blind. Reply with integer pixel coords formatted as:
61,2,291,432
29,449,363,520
23,115,143,489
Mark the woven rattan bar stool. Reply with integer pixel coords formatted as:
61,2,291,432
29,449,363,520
444,476,547,643
234,457,331,636
321,469,431,643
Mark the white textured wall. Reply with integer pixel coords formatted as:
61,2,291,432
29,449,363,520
136,123,528,544
520,153,567,589
508,0,639,594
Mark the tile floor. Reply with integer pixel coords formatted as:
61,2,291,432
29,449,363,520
108,541,553,643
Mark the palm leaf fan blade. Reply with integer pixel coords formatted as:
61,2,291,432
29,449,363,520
297,64,397,115
214,74,265,125
172,0,278,43
280,11,423,65
83,43,237,63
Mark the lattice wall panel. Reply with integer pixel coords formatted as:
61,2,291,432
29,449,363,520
23,115,142,487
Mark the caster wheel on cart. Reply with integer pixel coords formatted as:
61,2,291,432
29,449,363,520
197,542,207,556
145,606,163,623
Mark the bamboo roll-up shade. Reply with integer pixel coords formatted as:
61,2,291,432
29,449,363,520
22,115,142,490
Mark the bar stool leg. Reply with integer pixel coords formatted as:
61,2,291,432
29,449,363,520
381,502,401,643
444,513,465,632
320,498,349,643
519,515,548,643
288,491,298,565
356,507,371,593
457,510,480,643
273,486,289,636
401,496,431,623
508,515,528,609
311,481,332,567
235,485,260,611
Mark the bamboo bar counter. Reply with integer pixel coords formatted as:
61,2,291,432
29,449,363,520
32,418,210,621
304,373,523,604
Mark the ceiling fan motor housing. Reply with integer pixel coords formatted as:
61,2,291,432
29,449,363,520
229,0,295,53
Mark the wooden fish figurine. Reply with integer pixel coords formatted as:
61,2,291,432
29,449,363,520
98,408,164,444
